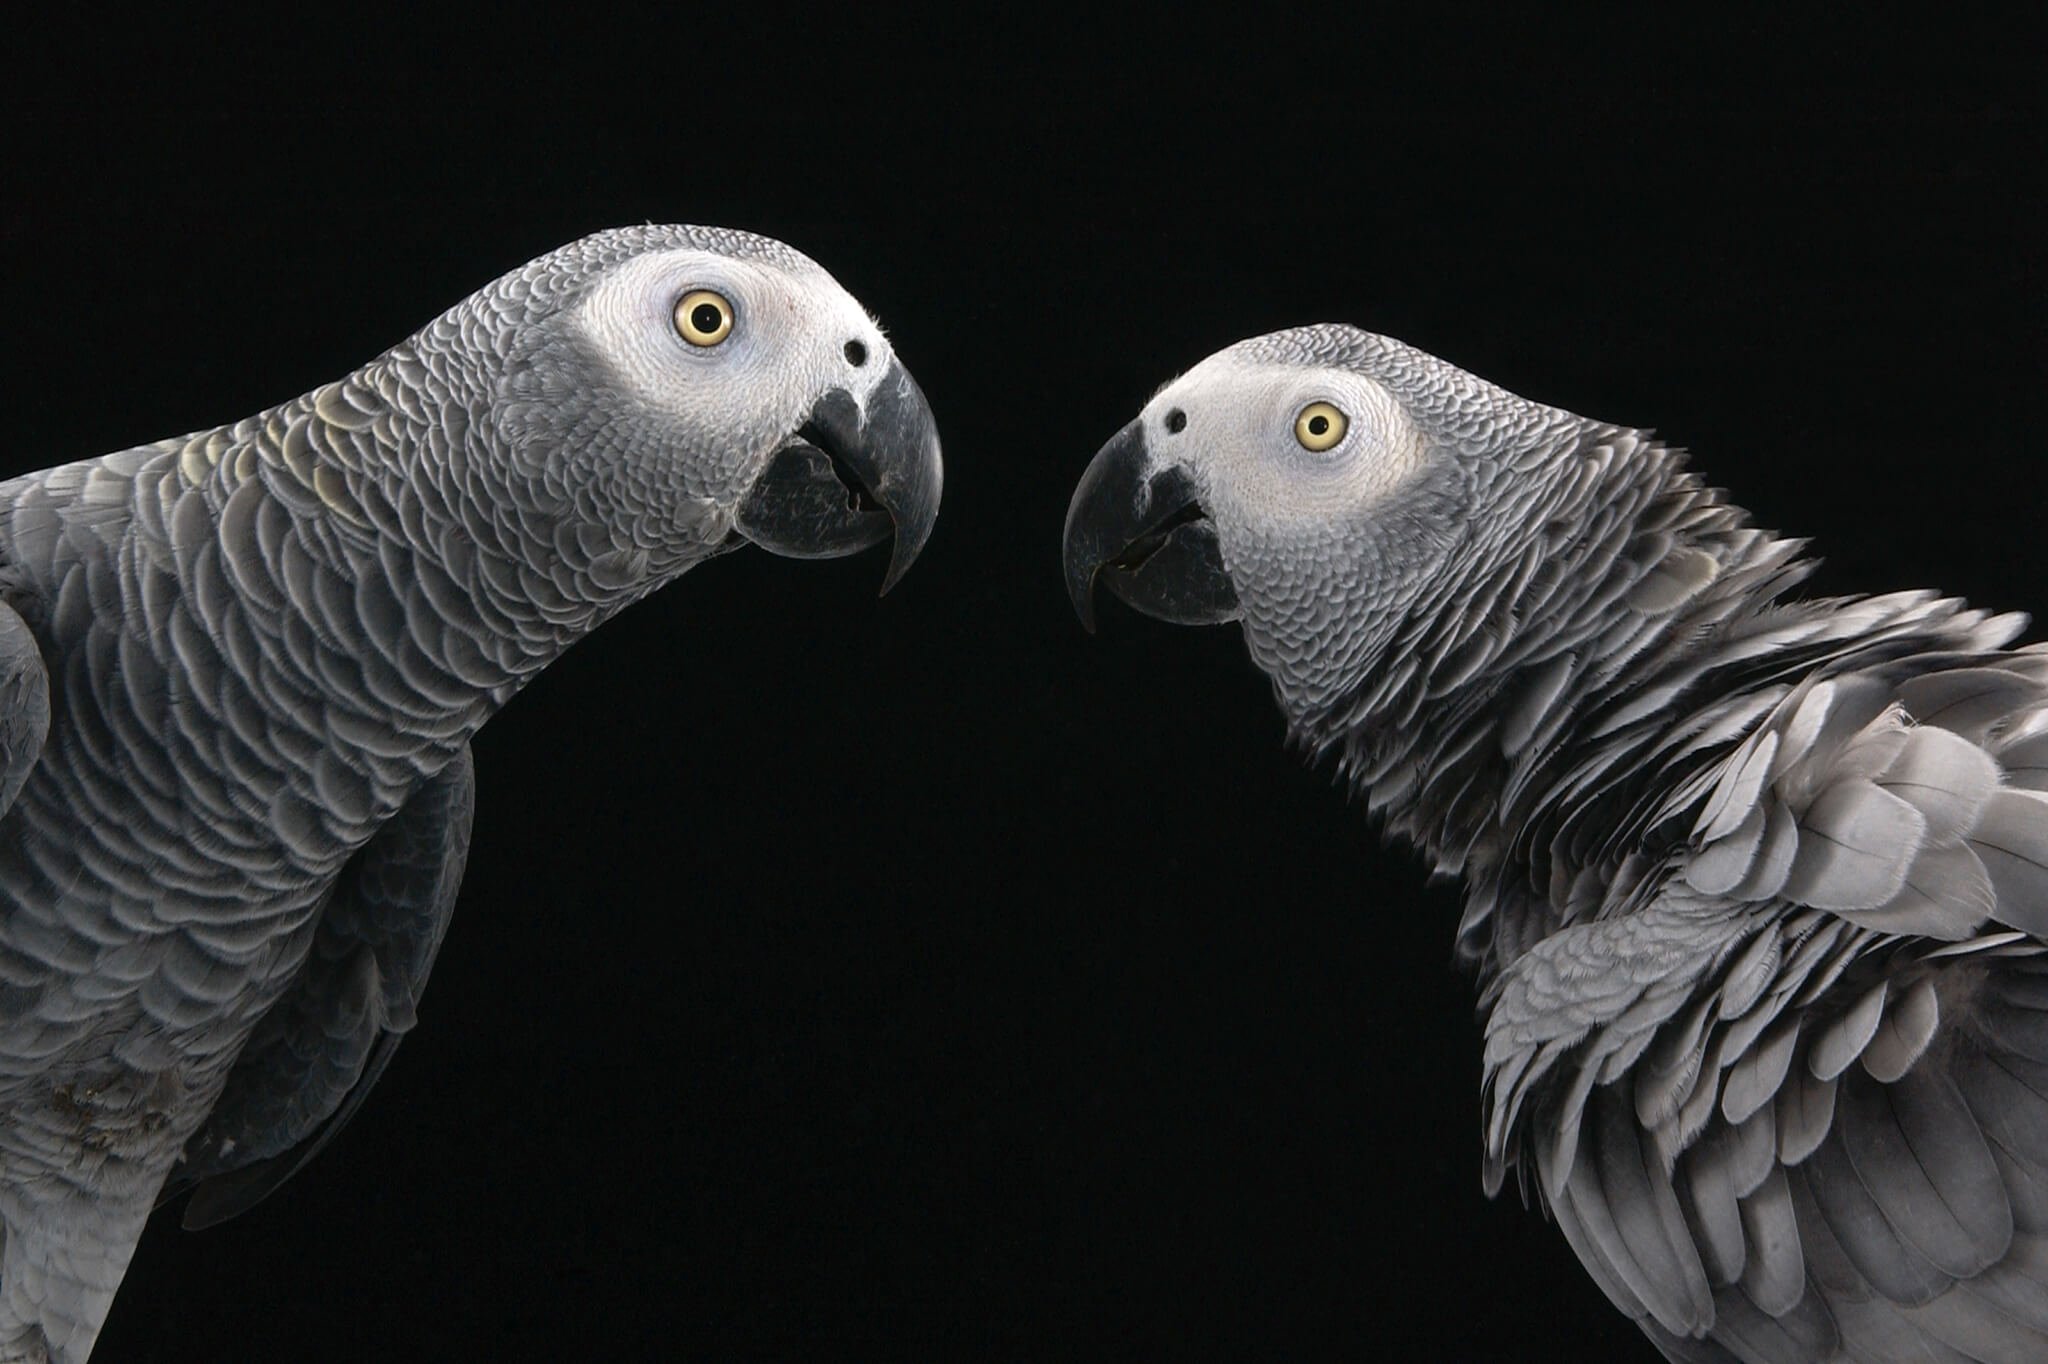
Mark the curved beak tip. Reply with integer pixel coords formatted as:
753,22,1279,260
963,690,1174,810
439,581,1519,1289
1070,590,1100,633
874,451,940,596
878,529,924,596
871,368,943,596
1062,542,1101,633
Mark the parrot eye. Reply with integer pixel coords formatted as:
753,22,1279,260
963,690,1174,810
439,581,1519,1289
1293,401,1347,452
673,290,735,347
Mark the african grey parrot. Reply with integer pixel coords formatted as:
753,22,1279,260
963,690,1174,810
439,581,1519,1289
1063,326,2047,1362
0,224,942,1363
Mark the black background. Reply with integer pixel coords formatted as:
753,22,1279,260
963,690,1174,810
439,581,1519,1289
5,11,2041,1362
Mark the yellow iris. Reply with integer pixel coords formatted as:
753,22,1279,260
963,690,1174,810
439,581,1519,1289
673,290,734,346
1293,401,1347,451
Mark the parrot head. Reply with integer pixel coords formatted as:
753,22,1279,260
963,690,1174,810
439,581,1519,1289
484,225,942,592
1063,325,1601,727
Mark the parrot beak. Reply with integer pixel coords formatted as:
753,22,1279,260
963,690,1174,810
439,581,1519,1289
1062,419,1241,632
735,358,943,594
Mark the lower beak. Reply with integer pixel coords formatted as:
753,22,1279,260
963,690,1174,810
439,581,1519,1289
735,358,943,594
1062,419,1240,632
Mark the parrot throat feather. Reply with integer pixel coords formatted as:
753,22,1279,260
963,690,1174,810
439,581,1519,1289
1286,430,2023,984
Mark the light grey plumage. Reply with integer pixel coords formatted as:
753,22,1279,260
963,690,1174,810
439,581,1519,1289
1063,325,2046,1363
0,224,942,1362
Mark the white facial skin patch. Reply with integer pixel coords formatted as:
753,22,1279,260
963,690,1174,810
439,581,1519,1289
1139,349,1431,539
571,248,892,497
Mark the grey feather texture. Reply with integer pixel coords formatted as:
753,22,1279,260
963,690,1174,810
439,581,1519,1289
1062,324,2045,1361
0,225,942,1362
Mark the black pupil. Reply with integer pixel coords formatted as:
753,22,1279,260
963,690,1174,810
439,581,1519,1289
691,302,723,334
1308,414,1329,436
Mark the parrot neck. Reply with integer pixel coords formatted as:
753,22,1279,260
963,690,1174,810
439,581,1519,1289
1299,434,2020,983
174,343,712,817
355,337,733,667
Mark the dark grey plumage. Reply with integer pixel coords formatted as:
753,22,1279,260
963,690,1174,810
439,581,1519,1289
1063,325,2047,1363
0,225,942,1362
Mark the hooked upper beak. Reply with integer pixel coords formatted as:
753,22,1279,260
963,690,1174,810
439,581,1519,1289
734,357,943,593
1062,419,1240,632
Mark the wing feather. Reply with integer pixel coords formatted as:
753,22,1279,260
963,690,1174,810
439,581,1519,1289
167,746,476,1227
0,598,51,819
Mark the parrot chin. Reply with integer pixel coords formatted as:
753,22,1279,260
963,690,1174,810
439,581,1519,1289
734,358,943,594
1061,418,1241,632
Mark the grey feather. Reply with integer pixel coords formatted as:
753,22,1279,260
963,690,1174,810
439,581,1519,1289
1858,842,1997,940
1972,791,2048,934
1838,1065,2011,1279
1804,1119,1956,1304
1685,805,1768,896
1697,1285,1841,1364
1731,801,1801,903
1552,1174,1654,1321
2002,733,2048,792
1598,1092,1718,1333
1809,982,1889,1083
0,603,51,821
1961,1233,2048,1332
1680,1127,1750,1285
1718,929,1780,1022
1698,733,1780,846
1777,1064,1839,1166
1862,978,1941,1084
1879,726,2001,844
1721,1021,1798,1126
1735,1165,1805,1316
1785,781,1927,912
1904,1278,2048,1364
1898,668,2042,740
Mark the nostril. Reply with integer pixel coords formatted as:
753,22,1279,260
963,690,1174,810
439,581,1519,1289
1165,408,1187,434
844,339,868,367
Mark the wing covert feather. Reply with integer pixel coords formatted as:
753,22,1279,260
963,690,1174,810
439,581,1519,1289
168,746,477,1227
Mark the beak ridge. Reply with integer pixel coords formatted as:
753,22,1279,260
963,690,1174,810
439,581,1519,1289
853,361,943,594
